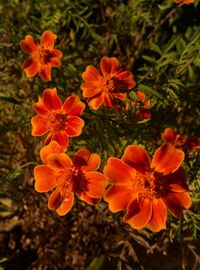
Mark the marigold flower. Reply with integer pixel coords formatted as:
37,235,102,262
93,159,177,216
20,30,62,82
81,56,136,110
104,143,191,232
174,0,194,4
31,88,85,150
34,141,108,215
162,128,200,153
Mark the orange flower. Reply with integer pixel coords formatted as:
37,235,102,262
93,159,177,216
20,30,62,82
34,141,108,215
81,56,136,110
104,143,191,232
162,128,200,153
31,88,85,150
174,0,194,4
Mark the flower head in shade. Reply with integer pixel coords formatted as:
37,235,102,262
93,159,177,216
34,141,108,215
31,88,85,150
174,0,194,4
20,30,62,82
81,56,136,110
104,143,191,232
162,128,200,153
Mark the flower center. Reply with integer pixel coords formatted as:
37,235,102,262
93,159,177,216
134,171,165,200
46,112,67,132
102,76,117,92
38,45,54,65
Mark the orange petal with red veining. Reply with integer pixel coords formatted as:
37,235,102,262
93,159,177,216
50,132,69,150
22,58,39,77
47,153,73,171
74,149,101,171
82,66,101,81
81,81,101,97
62,96,85,116
34,165,57,192
162,168,188,192
31,115,47,136
65,116,84,137
147,199,167,232
20,35,38,54
51,49,62,58
56,192,74,216
79,194,99,205
39,65,51,82
43,88,62,111
121,145,151,172
41,30,57,49
40,141,63,163
88,95,103,110
162,191,192,218
100,56,118,75
33,97,49,115
104,157,135,185
49,57,62,67
161,128,176,143
48,188,64,210
104,185,136,213
114,93,126,101
124,198,152,230
151,143,184,175
84,171,108,198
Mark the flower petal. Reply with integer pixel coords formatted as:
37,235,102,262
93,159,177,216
162,191,192,218
49,57,62,67
161,128,176,143
65,116,84,137
84,171,108,198
100,57,118,75
124,198,152,230
82,66,101,81
50,132,69,151
41,30,57,49
33,97,49,115
74,149,101,171
47,153,73,171
88,95,103,110
121,145,151,172
114,93,126,101
51,49,62,58
81,81,102,98
39,65,51,82
151,143,185,175
31,115,48,136
104,185,137,213
48,188,64,210
20,35,38,54
62,96,85,116
22,58,39,77
147,199,167,232
79,194,100,205
34,165,57,192
43,88,62,111
103,157,136,186
162,168,188,192
56,192,74,216
40,140,63,163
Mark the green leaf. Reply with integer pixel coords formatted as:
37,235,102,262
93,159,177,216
0,95,20,104
85,255,105,270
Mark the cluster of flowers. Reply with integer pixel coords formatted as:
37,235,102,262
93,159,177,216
20,29,198,232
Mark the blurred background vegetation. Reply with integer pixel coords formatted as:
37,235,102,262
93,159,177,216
0,0,200,269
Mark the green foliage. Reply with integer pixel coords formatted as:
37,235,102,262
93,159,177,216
0,0,200,269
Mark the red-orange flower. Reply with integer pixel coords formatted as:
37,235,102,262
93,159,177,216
162,128,200,153
104,143,191,232
34,141,108,215
31,88,85,150
20,30,62,82
174,0,194,4
81,56,136,110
